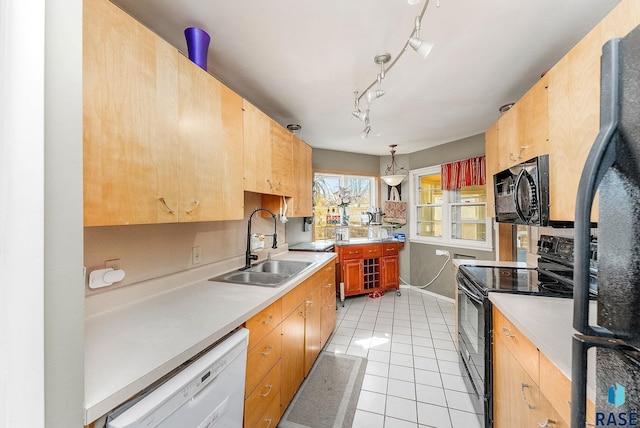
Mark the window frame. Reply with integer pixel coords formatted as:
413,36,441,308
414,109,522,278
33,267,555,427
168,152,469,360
409,165,493,251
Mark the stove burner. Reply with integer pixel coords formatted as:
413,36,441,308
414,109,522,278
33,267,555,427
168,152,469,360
538,282,573,297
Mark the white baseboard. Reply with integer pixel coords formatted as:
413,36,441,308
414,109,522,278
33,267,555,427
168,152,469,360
399,283,455,304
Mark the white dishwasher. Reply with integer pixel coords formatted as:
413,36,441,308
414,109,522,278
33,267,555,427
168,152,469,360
106,328,248,428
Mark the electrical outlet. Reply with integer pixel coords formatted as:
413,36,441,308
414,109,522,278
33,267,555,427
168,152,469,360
435,250,450,256
105,259,121,270
192,246,202,265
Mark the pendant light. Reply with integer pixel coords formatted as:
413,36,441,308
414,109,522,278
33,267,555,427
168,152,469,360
381,145,408,186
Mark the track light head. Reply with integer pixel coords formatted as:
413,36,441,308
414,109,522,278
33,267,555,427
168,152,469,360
409,16,433,59
366,89,385,103
360,125,371,139
409,37,433,58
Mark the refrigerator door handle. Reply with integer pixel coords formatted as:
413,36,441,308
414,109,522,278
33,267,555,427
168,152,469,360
573,36,621,337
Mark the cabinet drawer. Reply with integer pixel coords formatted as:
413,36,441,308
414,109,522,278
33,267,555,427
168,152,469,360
251,390,282,428
282,277,311,317
320,263,336,304
244,360,281,428
381,244,399,255
493,308,539,384
246,299,282,350
245,325,282,397
362,244,381,258
339,246,364,260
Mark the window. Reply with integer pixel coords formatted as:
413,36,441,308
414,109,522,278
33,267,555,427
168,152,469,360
410,166,492,250
313,172,377,240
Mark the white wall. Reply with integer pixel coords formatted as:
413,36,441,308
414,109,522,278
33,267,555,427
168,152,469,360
44,0,85,426
0,1,47,425
0,0,85,426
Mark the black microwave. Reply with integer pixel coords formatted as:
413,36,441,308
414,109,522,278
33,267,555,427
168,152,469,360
494,154,549,226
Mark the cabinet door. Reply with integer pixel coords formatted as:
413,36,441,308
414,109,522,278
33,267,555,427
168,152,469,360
270,122,294,196
280,303,305,410
304,285,322,375
342,258,363,296
497,76,549,170
243,100,273,194
493,338,540,427
514,74,549,162
320,263,336,348
291,136,313,217
83,0,179,226
178,56,244,222
381,255,399,289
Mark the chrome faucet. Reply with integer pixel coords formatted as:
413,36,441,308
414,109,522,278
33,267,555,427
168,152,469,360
242,208,278,270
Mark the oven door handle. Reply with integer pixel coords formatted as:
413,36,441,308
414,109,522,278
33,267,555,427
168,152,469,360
457,281,484,305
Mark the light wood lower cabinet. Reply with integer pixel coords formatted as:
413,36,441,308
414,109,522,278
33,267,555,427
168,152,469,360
280,302,306,409
493,307,593,427
243,261,337,426
244,361,281,428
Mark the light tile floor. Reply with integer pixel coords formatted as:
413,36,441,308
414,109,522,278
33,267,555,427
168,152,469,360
323,287,482,428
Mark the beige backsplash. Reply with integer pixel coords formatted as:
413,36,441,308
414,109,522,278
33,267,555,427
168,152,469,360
84,192,287,296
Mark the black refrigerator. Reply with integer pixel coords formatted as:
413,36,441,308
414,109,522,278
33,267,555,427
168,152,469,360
572,25,640,427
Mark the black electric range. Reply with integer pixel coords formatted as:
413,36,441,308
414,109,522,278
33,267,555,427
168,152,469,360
456,235,597,427
458,235,598,299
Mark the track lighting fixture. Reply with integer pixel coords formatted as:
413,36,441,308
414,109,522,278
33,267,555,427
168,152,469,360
352,0,436,137
409,16,434,59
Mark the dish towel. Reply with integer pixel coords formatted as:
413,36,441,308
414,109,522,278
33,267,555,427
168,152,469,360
383,187,407,226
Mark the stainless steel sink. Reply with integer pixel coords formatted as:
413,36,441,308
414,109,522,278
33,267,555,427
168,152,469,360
209,260,315,287
248,260,314,276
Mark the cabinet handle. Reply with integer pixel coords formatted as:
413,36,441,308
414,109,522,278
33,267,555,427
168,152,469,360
184,200,199,214
261,345,274,355
158,197,176,214
325,283,332,288
502,327,516,339
299,309,305,319
259,384,273,397
538,418,556,427
509,145,529,162
520,383,536,409
265,418,273,428
261,315,273,324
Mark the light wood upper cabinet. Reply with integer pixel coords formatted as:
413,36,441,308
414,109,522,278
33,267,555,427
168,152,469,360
243,100,295,197
270,123,294,196
83,0,179,226
290,136,313,217
243,100,273,194
547,0,640,221
84,0,243,226
485,0,639,222
495,74,549,171
177,55,244,222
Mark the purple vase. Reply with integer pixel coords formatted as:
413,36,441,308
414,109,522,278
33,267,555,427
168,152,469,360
184,27,210,71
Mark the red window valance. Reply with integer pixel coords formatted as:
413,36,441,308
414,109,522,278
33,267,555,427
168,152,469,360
441,156,486,190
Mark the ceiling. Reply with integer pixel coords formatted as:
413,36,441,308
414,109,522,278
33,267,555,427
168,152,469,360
111,0,620,156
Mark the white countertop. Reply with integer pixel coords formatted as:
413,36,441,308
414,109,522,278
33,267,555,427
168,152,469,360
84,251,336,424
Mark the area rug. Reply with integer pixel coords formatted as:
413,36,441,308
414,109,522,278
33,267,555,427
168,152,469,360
279,352,367,428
